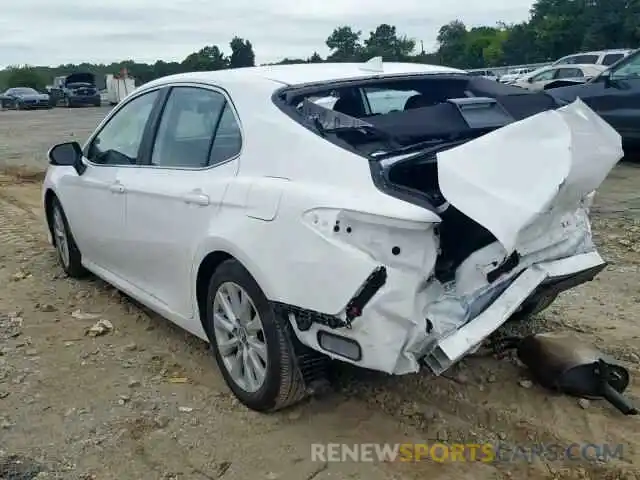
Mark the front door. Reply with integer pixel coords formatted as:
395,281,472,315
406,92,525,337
119,85,242,320
62,88,162,276
55,163,125,273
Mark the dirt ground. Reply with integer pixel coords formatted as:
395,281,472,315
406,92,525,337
0,107,639,480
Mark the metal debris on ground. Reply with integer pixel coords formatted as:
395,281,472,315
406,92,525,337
85,319,113,337
71,310,100,321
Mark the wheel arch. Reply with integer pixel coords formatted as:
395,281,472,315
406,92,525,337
194,247,278,337
43,188,58,244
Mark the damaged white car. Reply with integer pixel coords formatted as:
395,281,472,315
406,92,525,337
42,59,623,412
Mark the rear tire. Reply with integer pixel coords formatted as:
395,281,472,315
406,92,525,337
204,259,309,412
50,198,88,278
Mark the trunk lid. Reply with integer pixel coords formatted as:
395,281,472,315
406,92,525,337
436,98,623,254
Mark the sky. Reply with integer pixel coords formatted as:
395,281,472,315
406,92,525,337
1,0,534,67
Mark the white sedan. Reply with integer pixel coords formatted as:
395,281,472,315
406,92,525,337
510,64,607,90
42,59,622,412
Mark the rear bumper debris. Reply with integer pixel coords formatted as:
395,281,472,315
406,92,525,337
421,251,605,375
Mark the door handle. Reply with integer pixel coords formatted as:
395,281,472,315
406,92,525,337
109,181,126,194
182,190,210,206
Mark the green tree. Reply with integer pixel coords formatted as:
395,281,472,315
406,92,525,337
326,26,363,61
307,52,324,63
152,60,184,78
436,20,469,67
229,37,255,68
182,45,228,72
5,67,47,91
501,23,540,64
363,24,416,61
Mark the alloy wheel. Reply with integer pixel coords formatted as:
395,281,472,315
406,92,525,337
212,281,268,393
52,207,70,268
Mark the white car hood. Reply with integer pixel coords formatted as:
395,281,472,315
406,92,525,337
436,98,623,253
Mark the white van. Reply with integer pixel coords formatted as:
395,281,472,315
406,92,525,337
552,49,633,67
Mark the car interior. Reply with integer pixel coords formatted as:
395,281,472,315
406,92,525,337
292,76,558,150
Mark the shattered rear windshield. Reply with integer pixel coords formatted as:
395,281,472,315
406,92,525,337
283,75,559,155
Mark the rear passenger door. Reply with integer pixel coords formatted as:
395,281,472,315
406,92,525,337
118,84,242,322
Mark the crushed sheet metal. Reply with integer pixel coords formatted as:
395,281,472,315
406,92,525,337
422,250,605,374
436,98,623,254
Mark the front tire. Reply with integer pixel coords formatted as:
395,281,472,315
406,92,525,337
205,259,308,412
50,198,87,278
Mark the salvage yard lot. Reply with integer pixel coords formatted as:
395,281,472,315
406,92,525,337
0,107,639,480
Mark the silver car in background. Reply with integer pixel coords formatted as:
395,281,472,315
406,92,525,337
552,49,633,67
511,64,607,91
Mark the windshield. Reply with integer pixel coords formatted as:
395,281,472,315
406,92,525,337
590,48,640,83
8,87,38,95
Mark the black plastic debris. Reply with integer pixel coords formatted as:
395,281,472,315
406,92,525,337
516,332,638,416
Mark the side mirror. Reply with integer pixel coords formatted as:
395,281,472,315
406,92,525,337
47,141,86,175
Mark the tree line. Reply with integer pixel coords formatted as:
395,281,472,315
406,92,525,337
2,0,639,91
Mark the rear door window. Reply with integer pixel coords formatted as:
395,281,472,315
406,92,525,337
151,86,226,168
610,52,640,79
208,103,242,166
602,53,625,66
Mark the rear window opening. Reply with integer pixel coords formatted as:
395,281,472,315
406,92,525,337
277,75,558,155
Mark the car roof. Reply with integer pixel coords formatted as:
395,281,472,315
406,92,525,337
143,62,466,91
560,49,631,58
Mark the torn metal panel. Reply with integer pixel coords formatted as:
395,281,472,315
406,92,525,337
436,98,624,254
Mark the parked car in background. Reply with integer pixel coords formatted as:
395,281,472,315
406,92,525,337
552,49,633,67
0,87,51,110
511,64,607,91
548,48,640,148
49,73,101,107
499,67,537,83
467,69,499,81
0,92,10,109
42,59,620,412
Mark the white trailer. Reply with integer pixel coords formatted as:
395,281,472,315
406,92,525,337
106,71,135,105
